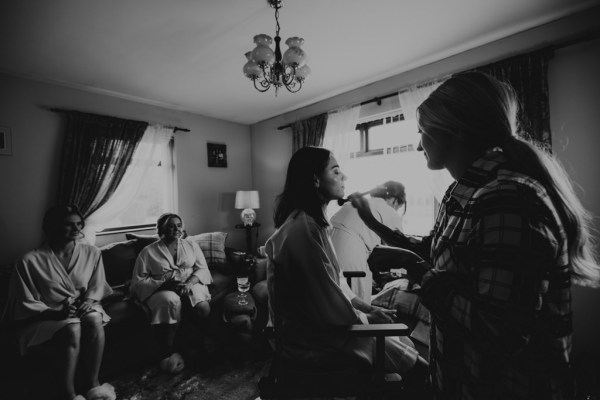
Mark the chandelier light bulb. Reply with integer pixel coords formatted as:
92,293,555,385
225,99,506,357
282,37,307,67
294,64,311,81
243,52,263,79
251,34,275,66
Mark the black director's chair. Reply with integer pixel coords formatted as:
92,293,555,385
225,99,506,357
258,271,423,399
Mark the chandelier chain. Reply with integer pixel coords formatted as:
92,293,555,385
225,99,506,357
274,7,280,37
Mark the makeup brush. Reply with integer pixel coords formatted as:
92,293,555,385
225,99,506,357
337,186,388,206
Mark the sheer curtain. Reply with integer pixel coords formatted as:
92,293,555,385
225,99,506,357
83,125,174,244
397,80,454,205
322,105,361,217
397,80,444,122
322,105,361,171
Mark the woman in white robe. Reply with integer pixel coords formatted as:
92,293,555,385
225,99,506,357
6,205,115,400
331,181,407,303
130,213,212,373
266,146,428,382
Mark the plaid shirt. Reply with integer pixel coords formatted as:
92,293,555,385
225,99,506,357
420,150,573,400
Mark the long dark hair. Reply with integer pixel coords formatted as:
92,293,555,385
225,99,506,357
42,204,85,239
418,71,599,287
273,146,332,228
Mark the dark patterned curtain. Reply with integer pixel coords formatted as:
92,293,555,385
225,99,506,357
57,111,148,218
472,48,554,147
291,113,328,152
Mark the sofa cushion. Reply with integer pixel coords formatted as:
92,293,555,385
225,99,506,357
99,239,139,288
125,233,160,254
186,232,228,265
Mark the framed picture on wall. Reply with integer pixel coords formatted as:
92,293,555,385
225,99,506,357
0,126,12,156
207,142,227,168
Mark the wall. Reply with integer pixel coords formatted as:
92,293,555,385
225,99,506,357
250,8,600,358
549,38,600,359
0,74,251,264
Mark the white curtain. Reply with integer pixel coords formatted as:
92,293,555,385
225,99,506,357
322,105,361,218
322,105,361,172
397,79,444,121
397,79,453,204
83,125,174,244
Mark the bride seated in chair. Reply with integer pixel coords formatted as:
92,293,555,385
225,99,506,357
263,146,428,388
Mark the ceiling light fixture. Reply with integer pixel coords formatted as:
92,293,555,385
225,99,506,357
243,0,310,95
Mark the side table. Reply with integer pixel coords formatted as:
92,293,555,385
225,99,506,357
222,291,257,342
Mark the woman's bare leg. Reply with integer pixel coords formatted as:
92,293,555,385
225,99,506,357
53,323,81,400
193,301,210,320
153,323,179,358
79,312,104,391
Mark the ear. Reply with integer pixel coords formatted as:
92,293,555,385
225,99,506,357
384,197,396,209
313,174,320,188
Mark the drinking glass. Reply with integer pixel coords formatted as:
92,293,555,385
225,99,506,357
236,275,250,305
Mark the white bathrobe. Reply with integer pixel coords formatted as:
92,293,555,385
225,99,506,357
130,238,213,324
7,242,112,354
331,197,404,303
265,210,418,372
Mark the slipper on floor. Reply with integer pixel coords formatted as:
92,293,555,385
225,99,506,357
85,383,116,400
159,352,185,374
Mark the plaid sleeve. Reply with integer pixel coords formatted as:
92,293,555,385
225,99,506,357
422,182,565,355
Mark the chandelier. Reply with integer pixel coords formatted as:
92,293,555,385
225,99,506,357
243,0,310,95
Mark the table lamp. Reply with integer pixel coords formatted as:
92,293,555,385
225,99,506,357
235,190,260,226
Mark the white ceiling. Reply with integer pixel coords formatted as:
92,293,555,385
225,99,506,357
1,0,597,125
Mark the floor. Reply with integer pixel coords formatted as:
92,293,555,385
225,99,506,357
109,341,270,400
2,334,271,400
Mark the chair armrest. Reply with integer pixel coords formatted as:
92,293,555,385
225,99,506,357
346,323,410,337
263,322,410,339
110,283,129,291
342,271,366,286
343,271,367,279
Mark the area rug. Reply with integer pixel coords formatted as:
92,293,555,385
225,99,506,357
109,342,271,400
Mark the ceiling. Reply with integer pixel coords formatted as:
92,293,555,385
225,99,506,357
1,0,597,125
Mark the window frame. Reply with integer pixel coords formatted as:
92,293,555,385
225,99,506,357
96,134,177,235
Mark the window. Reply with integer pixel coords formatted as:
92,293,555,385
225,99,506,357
97,126,176,233
330,112,453,236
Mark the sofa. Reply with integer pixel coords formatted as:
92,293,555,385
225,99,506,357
0,230,246,383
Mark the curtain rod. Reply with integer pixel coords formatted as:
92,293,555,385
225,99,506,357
47,108,190,133
276,92,399,131
275,29,600,132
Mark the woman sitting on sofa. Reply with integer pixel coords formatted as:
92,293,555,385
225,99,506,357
331,180,407,303
130,213,213,374
6,205,115,400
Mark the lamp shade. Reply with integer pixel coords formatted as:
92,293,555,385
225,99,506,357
235,190,260,226
235,190,260,209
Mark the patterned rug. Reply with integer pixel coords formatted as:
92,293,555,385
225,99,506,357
109,339,271,400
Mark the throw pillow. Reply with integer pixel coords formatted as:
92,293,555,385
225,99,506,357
125,233,159,254
99,239,139,288
186,232,228,265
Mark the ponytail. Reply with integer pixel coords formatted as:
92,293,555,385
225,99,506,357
503,137,600,287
